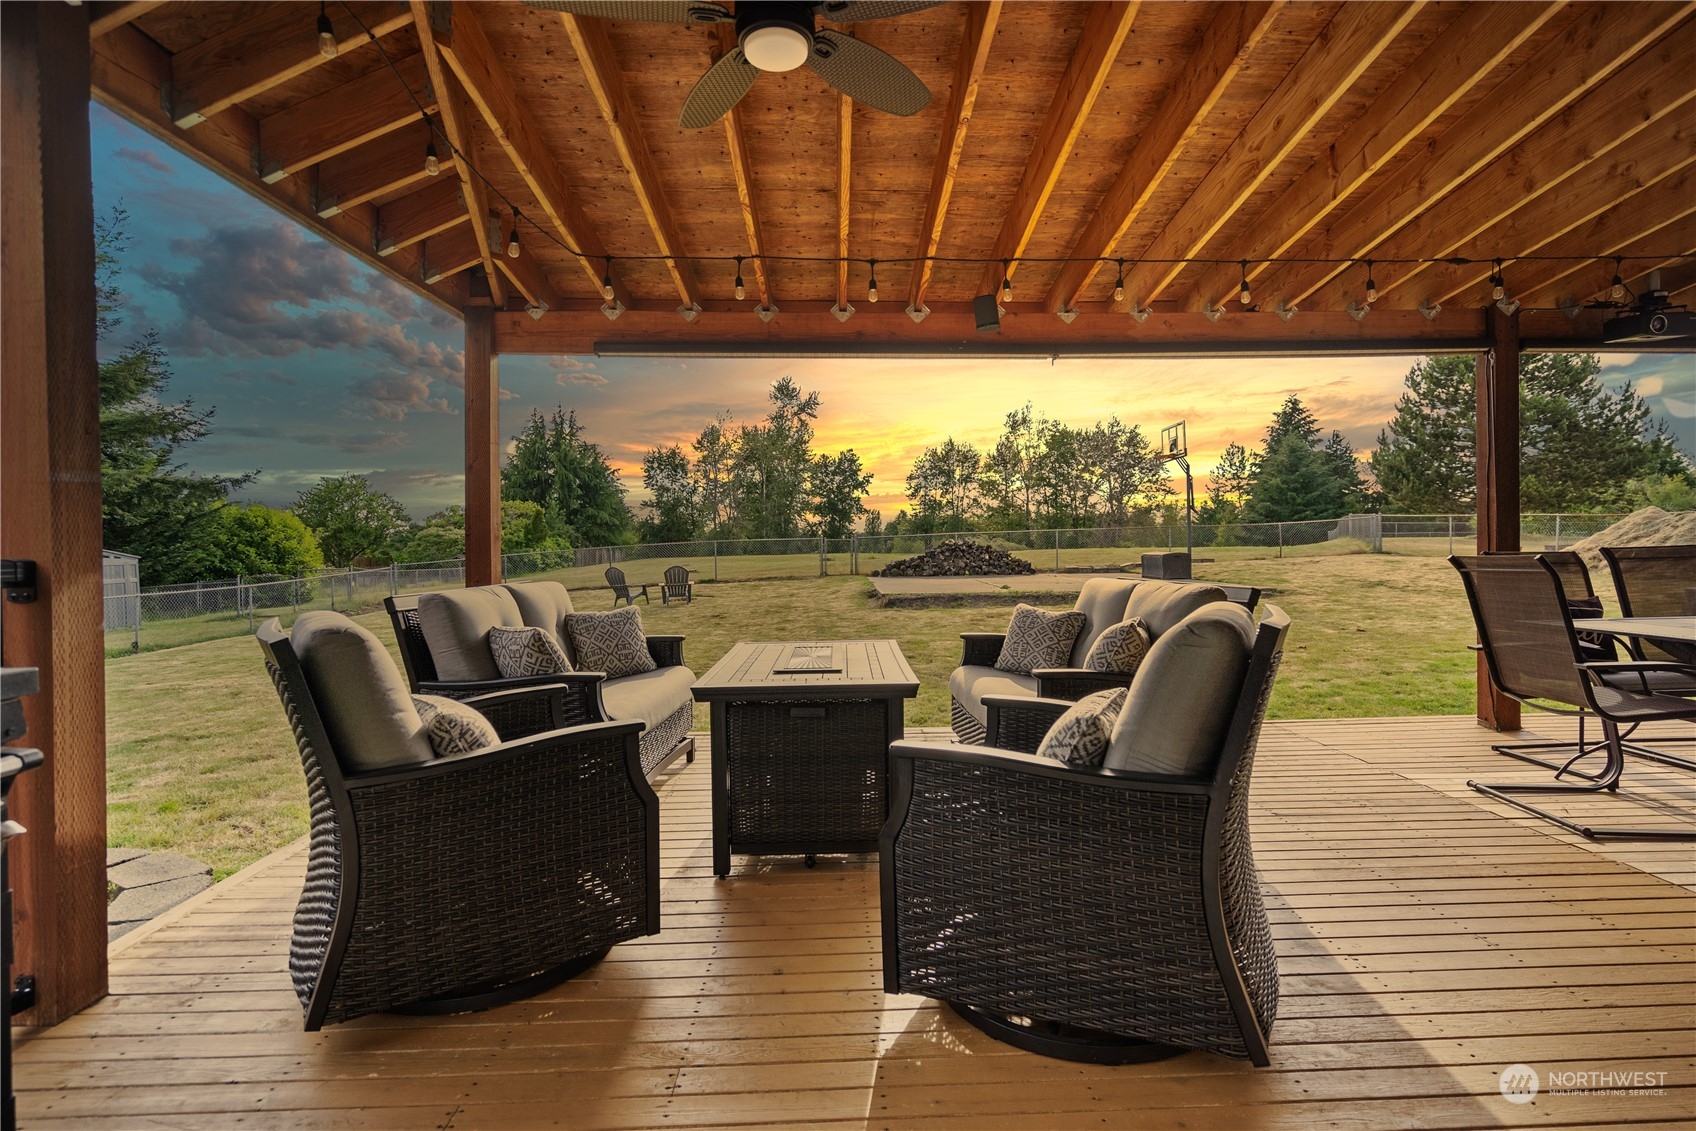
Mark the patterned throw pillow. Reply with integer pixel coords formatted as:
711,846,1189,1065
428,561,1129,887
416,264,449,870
1036,687,1129,767
1082,617,1152,674
412,694,499,757
993,604,1088,675
566,606,658,679
487,625,574,679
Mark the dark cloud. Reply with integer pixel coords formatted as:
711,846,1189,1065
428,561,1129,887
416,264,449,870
114,146,173,175
348,374,456,422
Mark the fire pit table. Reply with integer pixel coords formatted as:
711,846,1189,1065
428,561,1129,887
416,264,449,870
691,640,919,877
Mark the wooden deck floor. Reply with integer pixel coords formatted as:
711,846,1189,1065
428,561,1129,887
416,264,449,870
15,716,1696,1130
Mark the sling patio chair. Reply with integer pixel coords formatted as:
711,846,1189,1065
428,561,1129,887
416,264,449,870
661,565,694,604
605,565,651,607
1600,544,1696,666
1451,554,1696,840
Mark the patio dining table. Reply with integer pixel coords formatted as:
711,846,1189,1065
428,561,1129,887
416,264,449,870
1581,616,1696,647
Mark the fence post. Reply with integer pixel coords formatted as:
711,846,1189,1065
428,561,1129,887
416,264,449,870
1278,523,1284,558
819,534,827,577
1554,514,1562,549
1447,515,1454,556
390,562,398,596
1054,529,1061,571
132,611,139,654
713,541,719,581
292,577,299,615
247,582,255,632
851,533,858,575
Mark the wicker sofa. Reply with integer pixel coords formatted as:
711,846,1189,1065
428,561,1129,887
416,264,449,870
385,581,695,778
949,576,1258,744
883,602,1290,1064
257,612,660,1030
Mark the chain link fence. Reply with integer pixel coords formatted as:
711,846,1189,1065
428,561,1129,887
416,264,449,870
104,514,1629,654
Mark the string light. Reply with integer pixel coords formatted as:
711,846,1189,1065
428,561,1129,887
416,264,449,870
505,208,521,258
317,2,337,59
1000,259,1012,303
1238,260,1251,306
1364,260,1377,304
733,256,745,301
600,256,615,301
1112,260,1125,303
1610,256,1625,300
866,259,879,303
422,113,440,176
1490,258,1505,301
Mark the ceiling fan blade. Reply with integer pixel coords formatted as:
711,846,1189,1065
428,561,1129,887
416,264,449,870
805,30,931,116
523,1,731,25
814,2,943,22
679,47,761,129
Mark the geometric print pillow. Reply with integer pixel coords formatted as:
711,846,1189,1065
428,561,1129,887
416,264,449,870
487,625,574,679
993,603,1087,675
1035,686,1128,767
1082,616,1151,674
411,694,500,757
566,606,658,679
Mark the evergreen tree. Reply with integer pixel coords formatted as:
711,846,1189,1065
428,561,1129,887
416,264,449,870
1203,441,1254,522
500,407,630,546
1321,430,1370,513
1370,356,1475,512
1259,395,1322,466
291,475,412,566
1243,434,1346,523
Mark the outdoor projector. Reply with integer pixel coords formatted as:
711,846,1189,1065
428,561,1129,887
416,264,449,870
1602,307,1696,344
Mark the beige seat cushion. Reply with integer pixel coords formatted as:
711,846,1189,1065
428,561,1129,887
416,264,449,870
1068,578,1138,665
1122,578,1229,638
291,611,434,771
599,665,698,733
948,664,1040,727
418,586,524,681
1102,603,1256,776
503,581,578,666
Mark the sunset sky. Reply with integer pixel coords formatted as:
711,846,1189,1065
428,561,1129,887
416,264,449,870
91,104,1695,525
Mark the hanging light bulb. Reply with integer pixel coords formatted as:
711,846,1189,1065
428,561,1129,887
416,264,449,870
600,257,615,301
1000,259,1012,303
1112,260,1125,304
423,115,440,176
317,1,337,58
1490,259,1505,301
733,256,745,301
866,259,879,303
505,208,521,259
1365,260,1377,305
1609,256,1625,300
1238,260,1251,306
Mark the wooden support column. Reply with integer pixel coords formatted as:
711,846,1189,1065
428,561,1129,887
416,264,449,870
463,307,501,587
0,0,108,1024
1476,303,1521,731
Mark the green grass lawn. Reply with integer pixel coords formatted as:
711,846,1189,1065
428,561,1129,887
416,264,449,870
106,551,1554,878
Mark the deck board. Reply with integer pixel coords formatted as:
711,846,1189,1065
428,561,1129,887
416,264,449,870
13,716,1696,1129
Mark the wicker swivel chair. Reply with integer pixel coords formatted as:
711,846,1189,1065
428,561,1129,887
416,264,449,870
605,566,650,606
661,565,694,604
257,614,660,1030
1452,555,1696,840
1601,544,1696,665
884,604,1290,1065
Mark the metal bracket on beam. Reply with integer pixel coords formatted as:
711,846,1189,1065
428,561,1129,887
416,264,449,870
1129,303,1152,324
1346,301,1369,322
678,303,702,323
755,303,779,323
1274,300,1297,323
1201,304,1224,324
526,303,547,320
1419,298,1442,322
1056,306,1079,325
830,302,855,323
164,83,205,129
1560,298,1583,320
601,300,625,321
906,303,930,324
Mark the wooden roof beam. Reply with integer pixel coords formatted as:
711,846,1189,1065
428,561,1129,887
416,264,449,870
1182,1,1561,314
1249,3,1695,313
713,27,772,309
166,1,414,128
257,51,434,183
88,1,167,38
496,239,564,313
1112,1,1422,312
836,95,851,312
375,177,467,256
1044,2,1282,313
421,225,484,284
907,0,1002,312
1651,259,1696,303
564,13,702,311
1520,223,1696,311
976,1,1138,299
313,116,454,217
1306,27,1696,313
427,0,628,307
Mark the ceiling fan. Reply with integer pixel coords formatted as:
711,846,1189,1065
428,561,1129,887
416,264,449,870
529,2,940,128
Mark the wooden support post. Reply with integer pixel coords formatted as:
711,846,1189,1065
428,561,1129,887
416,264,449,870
1476,303,1521,731
463,307,501,587
0,0,109,1025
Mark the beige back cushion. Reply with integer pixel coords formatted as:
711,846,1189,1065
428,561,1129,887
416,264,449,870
1122,578,1229,638
1102,602,1256,776
503,580,578,666
291,611,435,771
418,586,524,681
1068,578,1138,666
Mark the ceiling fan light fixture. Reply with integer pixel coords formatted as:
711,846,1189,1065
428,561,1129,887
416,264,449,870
742,23,812,72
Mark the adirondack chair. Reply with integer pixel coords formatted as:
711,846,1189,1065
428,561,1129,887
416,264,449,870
661,565,694,605
605,566,650,606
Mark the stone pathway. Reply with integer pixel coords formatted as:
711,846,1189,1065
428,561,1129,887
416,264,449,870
107,847,212,941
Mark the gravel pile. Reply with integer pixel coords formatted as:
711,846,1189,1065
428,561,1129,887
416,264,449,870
873,538,1037,577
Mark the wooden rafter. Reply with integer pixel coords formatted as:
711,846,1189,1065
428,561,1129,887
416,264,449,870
167,1,413,128
1044,2,1282,313
1648,258,1696,303
713,27,772,308
976,1,1138,298
1308,26,1696,312
412,2,504,305
313,116,454,217
907,0,1001,312
428,1,627,305
836,94,851,311
496,236,563,312
88,1,167,38
1112,1,1422,312
564,13,701,310
1368,111,1696,311
375,177,467,256
1250,3,1695,312
421,224,483,283
1182,1,1560,313
1461,202,1696,312
257,52,434,183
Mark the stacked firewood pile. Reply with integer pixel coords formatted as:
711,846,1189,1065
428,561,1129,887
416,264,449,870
873,539,1037,577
